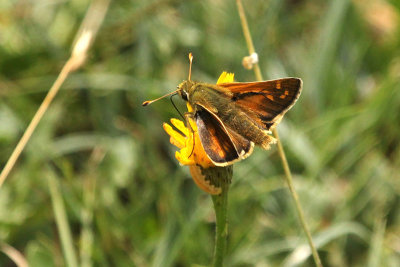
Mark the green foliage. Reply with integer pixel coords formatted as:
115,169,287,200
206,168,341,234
1,0,400,266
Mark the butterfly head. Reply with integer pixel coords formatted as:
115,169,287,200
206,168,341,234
177,80,195,102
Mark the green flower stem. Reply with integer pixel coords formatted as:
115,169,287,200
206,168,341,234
202,166,233,267
236,1,323,266
211,186,228,267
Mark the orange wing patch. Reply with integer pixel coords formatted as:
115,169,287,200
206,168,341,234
195,105,253,166
276,81,281,89
280,90,289,99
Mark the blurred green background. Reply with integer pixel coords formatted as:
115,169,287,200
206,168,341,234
1,0,400,266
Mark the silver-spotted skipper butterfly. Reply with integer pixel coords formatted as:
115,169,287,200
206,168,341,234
143,53,302,166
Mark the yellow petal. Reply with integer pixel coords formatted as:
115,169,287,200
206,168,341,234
163,123,185,148
170,136,184,149
217,72,234,84
170,118,189,136
175,151,195,165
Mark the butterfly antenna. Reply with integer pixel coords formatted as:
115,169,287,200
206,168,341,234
188,52,193,81
170,94,184,120
142,90,179,106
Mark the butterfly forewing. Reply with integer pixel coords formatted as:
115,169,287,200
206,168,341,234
195,105,253,166
195,108,238,165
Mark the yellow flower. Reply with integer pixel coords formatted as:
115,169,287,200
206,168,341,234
163,72,235,195
163,108,214,169
216,71,234,85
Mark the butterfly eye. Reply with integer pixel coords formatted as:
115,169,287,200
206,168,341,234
181,91,188,101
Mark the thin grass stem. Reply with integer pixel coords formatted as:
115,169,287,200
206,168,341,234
47,169,79,267
0,59,75,189
79,148,105,267
0,242,29,267
0,0,110,190
236,1,323,266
